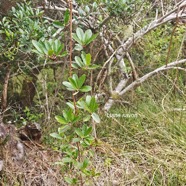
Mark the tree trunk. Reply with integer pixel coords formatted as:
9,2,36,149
1,67,11,114
19,69,39,107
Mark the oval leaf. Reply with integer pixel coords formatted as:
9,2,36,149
50,133,62,140
80,85,92,92
91,112,100,123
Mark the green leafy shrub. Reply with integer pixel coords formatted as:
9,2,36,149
32,24,100,184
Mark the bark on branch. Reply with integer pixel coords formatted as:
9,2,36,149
104,59,186,111
103,2,186,111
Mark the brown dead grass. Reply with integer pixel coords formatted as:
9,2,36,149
1,141,66,186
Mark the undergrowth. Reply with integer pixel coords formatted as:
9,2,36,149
95,77,186,185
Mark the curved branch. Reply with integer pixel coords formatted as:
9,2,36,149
104,59,186,111
119,59,186,95
102,2,186,111
118,2,186,54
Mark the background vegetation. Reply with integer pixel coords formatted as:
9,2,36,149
0,0,186,185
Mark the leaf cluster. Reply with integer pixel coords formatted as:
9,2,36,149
0,2,57,60
32,39,67,60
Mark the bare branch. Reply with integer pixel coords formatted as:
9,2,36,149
119,5,186,54
104,59,186,111
38,0,78,14
102,3,186,111
126,52,138,80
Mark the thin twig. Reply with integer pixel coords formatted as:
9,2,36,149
126,52,138,80
68,0,77,113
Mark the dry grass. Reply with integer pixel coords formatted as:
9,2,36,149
1,77,186,185
94,78,186,185
1,141,66,186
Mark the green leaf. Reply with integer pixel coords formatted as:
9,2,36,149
68,77,78,90
64,9,70,25
48,49,54,56
72,138,81,143
55,115,67,125
66,102,75,110
64,177,77,184
88,64,100,69
86,33,98,45
72,63,79,69
74,44,83,51
78,74,86,88
75,56,84,67
93,2,98,9
40,41,48,55
82,159,89,169
78,7,86,16
74,161,83,169
83,138,91,146
75,128,84,138
72,116,81,123
81,52,86,63
80,85,92,92
83,115,91,122
77,100,88,110
50,132,62,140
89,97,98,111
53,20,64,28
72,34,82,45
68,74,79,90
32,49,42,55
57,127,64,135
84,126,92,136
85,6,90,13
32,40,44,54
63,110,69,121
53,39,60,53
85,53,91,66
91,112,100,123
11,7,16,12
44,41,52,51
63,81,76,91
60,51,68,57
58,125,71,133
76,27,84,41
56,43,64,55
83,29,92,43
86,95,92,105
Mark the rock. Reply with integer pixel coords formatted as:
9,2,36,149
18,122,42,141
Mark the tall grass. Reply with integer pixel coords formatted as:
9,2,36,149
95,76,186,185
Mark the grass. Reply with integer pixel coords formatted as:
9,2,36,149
95,78,186,185
3,76,185,186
